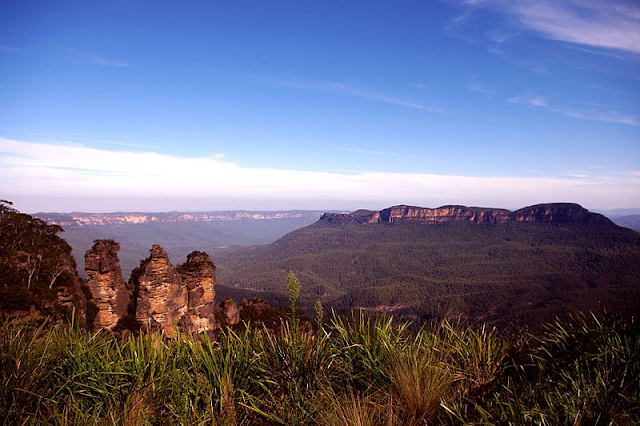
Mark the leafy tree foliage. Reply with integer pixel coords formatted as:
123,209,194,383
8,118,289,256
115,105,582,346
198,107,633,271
0,201,83,319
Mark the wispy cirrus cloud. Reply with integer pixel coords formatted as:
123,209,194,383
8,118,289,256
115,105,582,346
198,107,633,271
466,75,493,95
508,94,549,108
0,46,22,52
512,0,640,54
1,137,638,212
452,0,640,54
56,45,131,67
273,79,443,113
508,94,639,125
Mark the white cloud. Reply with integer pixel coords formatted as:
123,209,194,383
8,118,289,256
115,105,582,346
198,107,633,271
514,0,640,54
455,0,640,54
467,75,494,95
508,95,549,108
508,94,639,125
2,138,639,212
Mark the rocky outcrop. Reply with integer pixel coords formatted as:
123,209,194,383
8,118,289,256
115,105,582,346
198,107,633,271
320,203,613,226
85,240,130,330
126,245,219,336
222,298,241,325
177,251,218,333
513,203,609,224
85,241,219,335
130,245,188,336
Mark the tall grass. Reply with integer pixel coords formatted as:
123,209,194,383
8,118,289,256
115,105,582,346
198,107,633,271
0,316,62,422
445,312,640,425
1,311,637,425
329,311,409,391
385,347,451,425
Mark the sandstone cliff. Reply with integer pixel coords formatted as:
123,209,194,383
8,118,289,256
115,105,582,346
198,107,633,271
177,251,218,333
130,244,188,336
85,240,130,330
127,245,219,336
320,203,612,226
85,242,220,335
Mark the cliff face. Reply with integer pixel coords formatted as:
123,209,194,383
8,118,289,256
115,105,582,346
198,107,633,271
85,242,219,335
374,205,513,224
126,245,219,336
177,251,218,333
320,203,612,226
85,240,130,330
131,244,188,336
513,203,607,224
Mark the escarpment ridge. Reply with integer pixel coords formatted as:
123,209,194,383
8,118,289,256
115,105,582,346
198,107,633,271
319,203,613,226
217,202,639,329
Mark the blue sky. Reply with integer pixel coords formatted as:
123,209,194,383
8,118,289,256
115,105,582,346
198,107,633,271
1,0,639,212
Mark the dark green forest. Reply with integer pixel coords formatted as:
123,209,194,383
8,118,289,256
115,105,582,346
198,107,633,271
217,219,640,330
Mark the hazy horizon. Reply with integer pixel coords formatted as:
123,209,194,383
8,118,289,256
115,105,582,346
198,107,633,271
1,1,638,212
22,202,640,218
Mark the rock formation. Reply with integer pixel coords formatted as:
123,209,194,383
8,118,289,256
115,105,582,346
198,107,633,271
130,244,188,336
85,240,130,330
320,203,613,226
222,298,241,325
125,245,220,336
85,241,219,335
177,251,218,333
513,203,607,224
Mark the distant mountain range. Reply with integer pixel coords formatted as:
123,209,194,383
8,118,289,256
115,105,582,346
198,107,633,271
35,210,329,227
610,215,640,232
34,210,329,278
215,203,640,329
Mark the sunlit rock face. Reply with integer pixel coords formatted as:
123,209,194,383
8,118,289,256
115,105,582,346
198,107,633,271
125,245,219,336
131,244,188,337
86,242,219,335
320,203,613,226
177,251,218,333
85,240,131,330
372,205,513,224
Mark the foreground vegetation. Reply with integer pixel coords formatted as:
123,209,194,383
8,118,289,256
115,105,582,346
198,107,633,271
2,310,638,425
